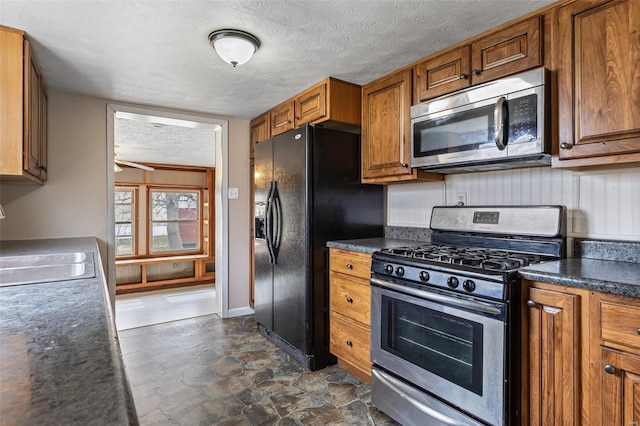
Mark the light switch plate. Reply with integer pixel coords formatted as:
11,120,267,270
228,188,239,199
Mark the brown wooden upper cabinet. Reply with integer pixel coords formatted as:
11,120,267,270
269,100,295,137
253,77,361,142
555,0,640,168
361,69,442,184
1,25,48,184
414,16,542,103
250,112,270,146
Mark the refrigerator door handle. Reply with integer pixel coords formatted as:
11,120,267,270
265,181,276,265
272,186,282,250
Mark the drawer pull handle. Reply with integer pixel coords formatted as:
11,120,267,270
346,340,353,347
526,300,536,308
346,263,353,269
604,364,616,375
346,297,353,304
459,73,468,80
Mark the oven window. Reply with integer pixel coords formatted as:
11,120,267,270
381,295,484,395
413,104,494,157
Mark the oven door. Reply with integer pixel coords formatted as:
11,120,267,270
371,276,507,426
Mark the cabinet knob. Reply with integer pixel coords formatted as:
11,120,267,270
604,364,616,375
346,340,353,347
526,300,536,308
460,73,468,80
401,163,409,168
472,69,480,76
637,328,640,336
346,296,353,304
560,142,573,150
346,263,353,269
39,165,47,172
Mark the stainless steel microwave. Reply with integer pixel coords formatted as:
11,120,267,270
410,67,550,173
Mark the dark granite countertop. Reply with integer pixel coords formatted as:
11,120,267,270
0,238,137,425
327,237,425,254
520,258,640,298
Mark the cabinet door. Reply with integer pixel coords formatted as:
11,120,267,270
414,45,470,103
471,16,542,85
270,100,294,137
39,86,47,180
601,348,640,425
361,69,413,181
526,287,579,425
295,82,326,126
24,40,43,179
250,112,270,145
557,0,640,164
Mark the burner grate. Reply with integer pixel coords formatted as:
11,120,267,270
380,244,549,273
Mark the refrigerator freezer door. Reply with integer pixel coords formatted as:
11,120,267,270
254,139,274,330
272,128,309,352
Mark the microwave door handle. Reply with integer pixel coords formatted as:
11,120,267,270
494,96,509,151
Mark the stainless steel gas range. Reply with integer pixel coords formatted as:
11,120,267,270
370,205,566,426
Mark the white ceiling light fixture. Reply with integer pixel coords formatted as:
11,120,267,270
208,29,260,67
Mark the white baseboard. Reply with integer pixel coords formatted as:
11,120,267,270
227,306,254,318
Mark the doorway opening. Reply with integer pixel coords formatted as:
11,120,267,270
107,104,230,325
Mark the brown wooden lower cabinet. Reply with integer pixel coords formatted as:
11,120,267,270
329,248,373,383
601,347,640,425
525,286,579,425
523,280,640,425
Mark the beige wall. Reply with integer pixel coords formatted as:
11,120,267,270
0,91,251,311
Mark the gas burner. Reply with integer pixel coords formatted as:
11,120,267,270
379,244,549,273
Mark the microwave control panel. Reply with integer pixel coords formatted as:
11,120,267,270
508,94,537,144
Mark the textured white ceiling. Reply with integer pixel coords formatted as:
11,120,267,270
1,0,556,121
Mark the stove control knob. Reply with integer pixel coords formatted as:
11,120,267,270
384,265,394,275
463,280,476,293
419,271,430,282
447,277,459,289
395,266,405,277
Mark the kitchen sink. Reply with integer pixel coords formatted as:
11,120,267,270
0,252,95,287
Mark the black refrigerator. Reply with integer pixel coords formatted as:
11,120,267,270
254,124,383,371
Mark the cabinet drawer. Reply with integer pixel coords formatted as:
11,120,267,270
330,315,371,371
600,301,640,351
330,274,370,326
329,249,371,280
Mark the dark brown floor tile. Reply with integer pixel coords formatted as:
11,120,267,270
324,382,359,407
286,405,343,425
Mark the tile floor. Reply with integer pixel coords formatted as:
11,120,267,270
118,314,399,425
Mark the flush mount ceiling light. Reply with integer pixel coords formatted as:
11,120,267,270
208,29,260,67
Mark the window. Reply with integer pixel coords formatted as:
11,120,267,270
115,187,135,256
149,189,201,253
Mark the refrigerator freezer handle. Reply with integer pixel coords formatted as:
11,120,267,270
265,182,276,264
273,186,282,250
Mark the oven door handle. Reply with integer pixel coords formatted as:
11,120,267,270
371,277,502,315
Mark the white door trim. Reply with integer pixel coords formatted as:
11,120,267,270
106,103,229,318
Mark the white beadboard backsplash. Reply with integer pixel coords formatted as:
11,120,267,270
387,166,640,242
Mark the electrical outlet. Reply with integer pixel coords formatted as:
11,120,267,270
228,188,239,199
456,192,467,206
